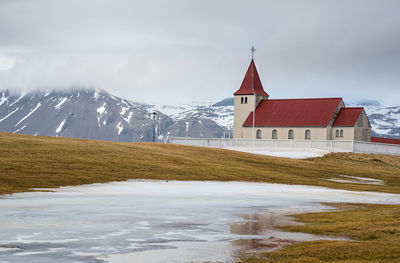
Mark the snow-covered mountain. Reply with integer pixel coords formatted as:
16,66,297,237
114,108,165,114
0,89,398,141
0,88,172,142
351,100,400,139
0,88,227,142
151,98,234,138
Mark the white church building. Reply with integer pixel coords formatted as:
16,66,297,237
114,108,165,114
233,59,372,142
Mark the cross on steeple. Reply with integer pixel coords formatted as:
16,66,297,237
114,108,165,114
250,45,256,59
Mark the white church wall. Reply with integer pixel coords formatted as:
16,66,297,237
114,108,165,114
331,127,355,141
233,95,256,138
242,127,330,140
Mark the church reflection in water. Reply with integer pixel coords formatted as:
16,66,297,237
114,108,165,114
229,211,300,257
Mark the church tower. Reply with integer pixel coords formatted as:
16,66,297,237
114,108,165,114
233,57,269,138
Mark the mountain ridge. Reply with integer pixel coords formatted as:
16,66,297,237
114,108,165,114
0,89,398,141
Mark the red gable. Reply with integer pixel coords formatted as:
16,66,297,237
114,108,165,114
243,98,343,127
234,59,269,97
371,137,400,145
332,108,364,126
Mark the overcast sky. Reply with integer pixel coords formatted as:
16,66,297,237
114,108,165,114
0,0,399,105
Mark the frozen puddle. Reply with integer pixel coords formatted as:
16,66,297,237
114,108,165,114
1,181,400,263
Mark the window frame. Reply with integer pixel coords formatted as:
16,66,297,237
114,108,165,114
288,129,294,139
305,129,311,140
256,129,262,139
272,129,277,139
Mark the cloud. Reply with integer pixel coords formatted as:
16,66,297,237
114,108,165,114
0,0,399,105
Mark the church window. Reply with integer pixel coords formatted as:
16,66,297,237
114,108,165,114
305,130,311,140
245,97,248,104
288,129,294,139
340,129,344,138
256,129,262,139
272,129,277,139
336,130,339,137
241,97,244,104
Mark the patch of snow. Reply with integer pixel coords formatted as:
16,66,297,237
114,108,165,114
121,111,134,124
327,175,384,185
121,100,130,107
120,107,128,116
14,124,27,133
127,112,134,122
116,122,123,135
0,94,8,106
9,91,27,107
15,103,41,126
55,97,68,110
0,107,19,123
371,107,390,115
110,95,118,101
44,89,52,97
373,128,390,135
56,119,66,134
372,119,391,127
94,89,100,100
97,103,107,126
227,147,328,159
97,104,106,115
151,102,234,130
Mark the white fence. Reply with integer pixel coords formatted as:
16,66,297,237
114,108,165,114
170,137,400,156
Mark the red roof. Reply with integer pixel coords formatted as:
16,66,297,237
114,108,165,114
243,98,343,127
332,108,363,126
234,59,269,97
371,137,400,145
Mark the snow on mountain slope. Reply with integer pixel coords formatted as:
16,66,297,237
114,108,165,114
0,89,226,141
351,100,400,139
152,102,233,130
0,88,173,142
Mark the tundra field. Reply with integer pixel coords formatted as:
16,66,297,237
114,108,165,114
1,132,400,262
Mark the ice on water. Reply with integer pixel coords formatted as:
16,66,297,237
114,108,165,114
1,180,400,263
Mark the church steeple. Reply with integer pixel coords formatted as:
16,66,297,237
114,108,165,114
233,59,269,98
233,53,269,139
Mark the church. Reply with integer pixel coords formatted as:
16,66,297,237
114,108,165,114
233,58,372,142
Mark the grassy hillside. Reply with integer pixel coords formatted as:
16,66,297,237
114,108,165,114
0,132,399,195
241,203,400,263
1,132,400,262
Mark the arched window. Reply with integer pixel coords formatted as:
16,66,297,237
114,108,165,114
245,97,248,104
288,129,294,139
340,129,344,138
305,130,311,140
241,97,244,104
256,129,262,139
272,129,277,139
336,129,339,137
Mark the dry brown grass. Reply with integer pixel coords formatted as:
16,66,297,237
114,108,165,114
0,132,400,195
240,203,400,263
1,132,400,262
